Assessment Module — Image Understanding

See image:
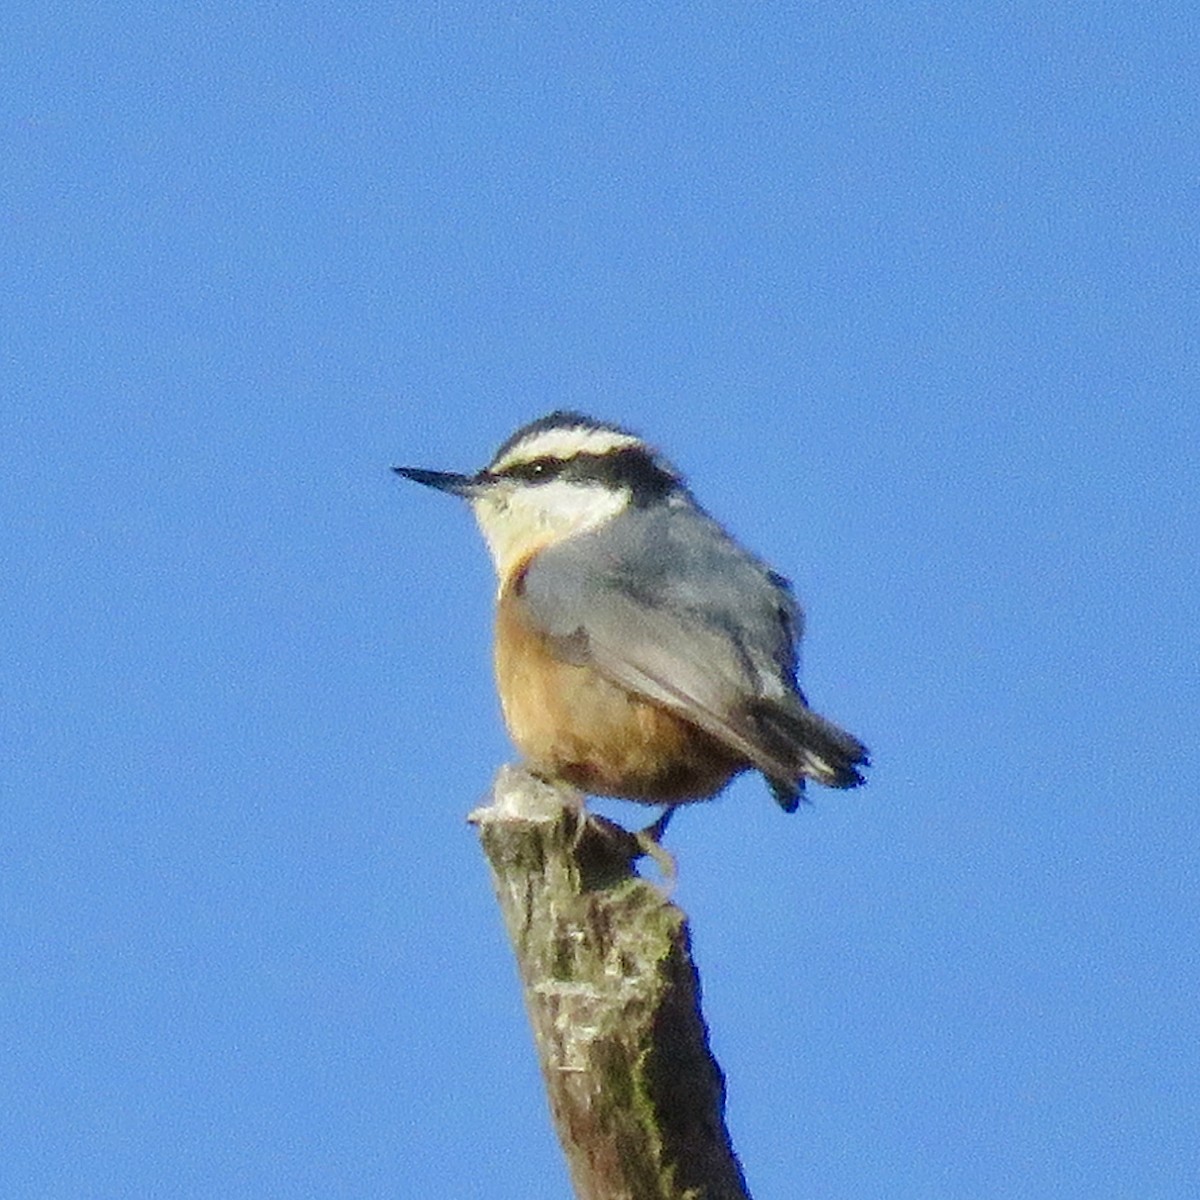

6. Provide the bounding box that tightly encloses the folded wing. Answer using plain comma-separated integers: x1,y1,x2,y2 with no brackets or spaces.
514,507,868,810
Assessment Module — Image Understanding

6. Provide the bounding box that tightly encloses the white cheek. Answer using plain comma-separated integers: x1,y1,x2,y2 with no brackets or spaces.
469,490,548,581
469,482,630,581
469,495,516,571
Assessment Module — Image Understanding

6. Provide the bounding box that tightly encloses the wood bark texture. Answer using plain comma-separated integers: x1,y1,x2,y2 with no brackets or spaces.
470,765,752,1200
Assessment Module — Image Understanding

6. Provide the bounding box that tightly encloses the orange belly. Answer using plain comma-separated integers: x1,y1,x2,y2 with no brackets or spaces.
494,585,744,804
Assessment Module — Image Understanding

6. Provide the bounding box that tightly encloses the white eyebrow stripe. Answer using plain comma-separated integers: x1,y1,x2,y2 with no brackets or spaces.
491,426,641,471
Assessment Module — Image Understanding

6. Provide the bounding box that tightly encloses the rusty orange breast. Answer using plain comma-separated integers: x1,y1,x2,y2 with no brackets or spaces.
493,573,743,804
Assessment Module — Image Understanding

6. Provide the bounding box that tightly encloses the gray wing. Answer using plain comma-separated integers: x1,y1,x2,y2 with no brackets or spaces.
514,502,866,801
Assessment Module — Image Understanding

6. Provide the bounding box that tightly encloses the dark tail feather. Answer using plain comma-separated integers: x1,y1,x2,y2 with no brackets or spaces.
769,776,806,813
751,701,870,812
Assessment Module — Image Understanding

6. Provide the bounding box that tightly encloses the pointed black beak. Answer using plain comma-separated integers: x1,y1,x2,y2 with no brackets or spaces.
392,466,481,497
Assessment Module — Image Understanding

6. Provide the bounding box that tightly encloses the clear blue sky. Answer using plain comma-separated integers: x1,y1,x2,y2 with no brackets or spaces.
4,5,1197,1197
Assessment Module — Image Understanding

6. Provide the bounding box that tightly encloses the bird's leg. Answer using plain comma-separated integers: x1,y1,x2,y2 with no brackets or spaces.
641,805,676,844
634,805,678,889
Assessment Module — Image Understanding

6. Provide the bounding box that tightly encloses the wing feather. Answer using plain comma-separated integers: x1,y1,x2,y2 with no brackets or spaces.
512,508,867,796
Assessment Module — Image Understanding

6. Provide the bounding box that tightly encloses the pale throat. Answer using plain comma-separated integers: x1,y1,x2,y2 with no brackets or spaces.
470,481,629,586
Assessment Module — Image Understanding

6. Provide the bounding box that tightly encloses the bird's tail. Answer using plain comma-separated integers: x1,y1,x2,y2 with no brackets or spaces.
751,701,870,812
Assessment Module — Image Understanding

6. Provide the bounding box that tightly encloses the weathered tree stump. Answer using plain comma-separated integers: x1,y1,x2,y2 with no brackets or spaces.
470,765,752,1200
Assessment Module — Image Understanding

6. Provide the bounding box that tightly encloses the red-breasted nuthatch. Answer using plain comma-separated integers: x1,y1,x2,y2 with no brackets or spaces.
395,411,868,817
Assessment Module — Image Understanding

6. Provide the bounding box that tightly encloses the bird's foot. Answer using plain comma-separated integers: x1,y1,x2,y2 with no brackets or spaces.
634,807,678,891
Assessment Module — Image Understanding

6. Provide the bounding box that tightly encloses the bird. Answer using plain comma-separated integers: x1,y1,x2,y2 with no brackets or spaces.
394,410,868,834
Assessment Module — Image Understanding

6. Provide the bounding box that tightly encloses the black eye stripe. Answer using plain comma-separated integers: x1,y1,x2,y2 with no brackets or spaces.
493,448,677,502
570,448,676,503
496,456,566,483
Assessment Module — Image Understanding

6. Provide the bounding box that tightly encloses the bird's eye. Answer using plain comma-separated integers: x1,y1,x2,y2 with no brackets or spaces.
507,457,561,482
